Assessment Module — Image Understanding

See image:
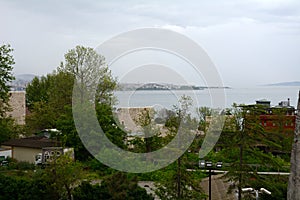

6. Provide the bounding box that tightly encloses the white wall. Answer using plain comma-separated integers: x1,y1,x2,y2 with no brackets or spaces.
0,149,12,159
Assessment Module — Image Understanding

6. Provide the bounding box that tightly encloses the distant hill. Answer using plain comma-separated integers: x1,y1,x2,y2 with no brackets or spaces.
10,74,37,91
264,81,300,87
15,74,37,82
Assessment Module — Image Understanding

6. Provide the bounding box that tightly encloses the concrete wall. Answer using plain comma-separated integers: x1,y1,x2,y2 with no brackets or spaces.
7,91,26,125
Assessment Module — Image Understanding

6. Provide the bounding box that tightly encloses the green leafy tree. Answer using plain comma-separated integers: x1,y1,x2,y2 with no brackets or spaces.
129,108,170,155
73,181,104,200
0,44,18,143
26,75,51,110
0,44,15,116
26,46,123,161
42,154,83,200
25,71,91,160
197,106,213,132
73,172,154,200
25,71,74,133
95,103,127,149
59,45,117,104
0,172,51,200
0,117,18,143
100,172,154,200
56,104,92,160
156,95,204,200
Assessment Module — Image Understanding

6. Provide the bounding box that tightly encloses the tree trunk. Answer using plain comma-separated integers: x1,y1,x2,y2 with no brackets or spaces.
65,184,72,200
238,144,243,200
177,157,181,199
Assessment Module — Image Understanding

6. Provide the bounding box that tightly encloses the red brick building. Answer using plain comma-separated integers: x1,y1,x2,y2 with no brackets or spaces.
256,99,296,132
254,99,296,153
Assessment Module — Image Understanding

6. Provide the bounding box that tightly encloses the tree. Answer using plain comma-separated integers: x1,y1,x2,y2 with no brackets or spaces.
59,45,117,104
156,95,204,200
0,117,18,143
0,44,15,116
25,71,74,133
26,46,122,161
26,75,51,111
218,104,283,200
101,172,154,200
0,171,52,200
95,103,127,149
130,108,167,154
56,45,121,159
73,172,154,200
73,181,104,200
197,106,213,133
43,154,83,200
0,44,18,143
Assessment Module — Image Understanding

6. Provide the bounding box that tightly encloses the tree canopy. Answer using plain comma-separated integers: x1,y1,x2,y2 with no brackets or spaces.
0,44,15,116
59,45,117,104
0,44,18,143
25,45,122,161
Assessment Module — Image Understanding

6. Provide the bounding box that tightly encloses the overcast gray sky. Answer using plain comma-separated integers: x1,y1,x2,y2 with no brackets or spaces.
1,0,300,87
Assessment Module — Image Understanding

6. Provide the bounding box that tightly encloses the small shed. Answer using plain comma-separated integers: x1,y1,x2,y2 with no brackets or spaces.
1,136,61,163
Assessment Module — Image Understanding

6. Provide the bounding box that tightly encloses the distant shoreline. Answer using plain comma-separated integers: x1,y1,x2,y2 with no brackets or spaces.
118,83,231,91
118,87,231,91
262,81,300,87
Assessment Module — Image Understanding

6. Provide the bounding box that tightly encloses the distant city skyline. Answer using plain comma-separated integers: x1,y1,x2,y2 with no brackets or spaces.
1,0,300,87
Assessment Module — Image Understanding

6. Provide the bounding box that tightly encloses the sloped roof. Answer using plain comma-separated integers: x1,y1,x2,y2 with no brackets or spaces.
2,136,61,149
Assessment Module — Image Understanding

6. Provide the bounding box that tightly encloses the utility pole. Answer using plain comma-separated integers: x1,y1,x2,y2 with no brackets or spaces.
208,169,212,200
287,91,300,200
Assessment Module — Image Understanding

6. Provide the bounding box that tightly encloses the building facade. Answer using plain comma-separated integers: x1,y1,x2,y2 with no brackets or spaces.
256,99,296,132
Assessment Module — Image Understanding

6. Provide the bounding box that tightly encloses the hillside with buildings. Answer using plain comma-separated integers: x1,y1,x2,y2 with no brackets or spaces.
9,74,36,91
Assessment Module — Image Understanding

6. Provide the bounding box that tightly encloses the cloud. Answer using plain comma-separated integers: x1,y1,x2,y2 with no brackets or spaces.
1,0,300,87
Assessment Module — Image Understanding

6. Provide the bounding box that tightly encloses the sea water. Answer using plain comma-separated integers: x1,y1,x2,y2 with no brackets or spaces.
114,86,300,110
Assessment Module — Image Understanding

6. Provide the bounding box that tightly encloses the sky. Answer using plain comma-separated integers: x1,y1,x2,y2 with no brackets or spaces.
1,0,300,87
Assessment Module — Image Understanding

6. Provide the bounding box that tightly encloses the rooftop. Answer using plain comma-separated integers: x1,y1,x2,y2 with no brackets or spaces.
2,136,61,149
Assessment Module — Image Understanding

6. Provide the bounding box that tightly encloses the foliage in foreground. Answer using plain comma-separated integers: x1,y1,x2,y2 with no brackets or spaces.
74,172,154,200
0,162,153,200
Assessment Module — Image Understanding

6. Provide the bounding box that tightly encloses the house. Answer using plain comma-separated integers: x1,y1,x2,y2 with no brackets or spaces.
1,136,61,163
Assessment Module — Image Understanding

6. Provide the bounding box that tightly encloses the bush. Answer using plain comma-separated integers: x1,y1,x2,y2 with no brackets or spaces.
6,159,35,171
0,173,49,200
73,172,154,200
16,161,35,170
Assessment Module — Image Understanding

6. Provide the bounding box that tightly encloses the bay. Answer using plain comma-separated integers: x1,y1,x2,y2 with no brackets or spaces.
114,86,300,110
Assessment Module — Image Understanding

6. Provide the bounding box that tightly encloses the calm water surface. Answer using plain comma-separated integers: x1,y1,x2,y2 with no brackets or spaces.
115,86,300,110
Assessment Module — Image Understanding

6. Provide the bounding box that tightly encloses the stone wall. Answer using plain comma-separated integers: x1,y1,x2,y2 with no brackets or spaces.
115,107,154,133
6,91,26,125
